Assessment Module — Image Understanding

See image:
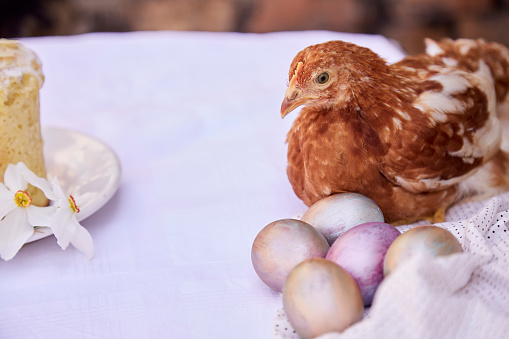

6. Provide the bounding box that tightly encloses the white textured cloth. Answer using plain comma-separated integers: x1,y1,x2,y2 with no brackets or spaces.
273,193,509,339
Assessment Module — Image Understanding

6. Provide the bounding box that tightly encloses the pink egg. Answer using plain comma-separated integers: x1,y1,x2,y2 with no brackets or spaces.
302,193,384,245
251,219,329,292
326,222,400,305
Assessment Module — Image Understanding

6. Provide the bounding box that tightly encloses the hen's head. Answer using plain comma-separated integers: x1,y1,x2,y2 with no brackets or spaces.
281,40,388,118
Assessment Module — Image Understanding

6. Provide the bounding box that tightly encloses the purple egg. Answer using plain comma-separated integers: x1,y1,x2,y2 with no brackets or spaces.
326,222,400,305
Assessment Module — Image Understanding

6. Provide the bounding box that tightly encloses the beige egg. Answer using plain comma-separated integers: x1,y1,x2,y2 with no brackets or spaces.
384,225,463,276
251,219,329,292
302,193,384,245
283,258,364,338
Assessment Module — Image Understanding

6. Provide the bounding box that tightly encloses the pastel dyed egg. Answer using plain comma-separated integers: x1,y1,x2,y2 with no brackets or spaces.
301,193,384,245
251,219,329,292
384,225,463,276
325,222,400,306
283,258,364,338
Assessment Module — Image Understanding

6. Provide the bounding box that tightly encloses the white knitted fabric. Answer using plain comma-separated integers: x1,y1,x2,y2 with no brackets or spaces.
273,193,509,339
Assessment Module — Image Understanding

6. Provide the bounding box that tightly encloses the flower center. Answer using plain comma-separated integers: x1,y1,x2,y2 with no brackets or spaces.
15,190,32,207
69,195,80,213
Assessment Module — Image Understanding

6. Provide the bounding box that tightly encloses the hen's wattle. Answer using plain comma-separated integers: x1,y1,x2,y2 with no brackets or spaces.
282,38,509,223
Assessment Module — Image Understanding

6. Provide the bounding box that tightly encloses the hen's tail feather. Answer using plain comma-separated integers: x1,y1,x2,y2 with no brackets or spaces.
432,38,509,200
456,150,509,204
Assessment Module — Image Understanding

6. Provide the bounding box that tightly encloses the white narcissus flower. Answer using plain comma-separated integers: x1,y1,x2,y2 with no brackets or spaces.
0,162,56,261
50,178,94,260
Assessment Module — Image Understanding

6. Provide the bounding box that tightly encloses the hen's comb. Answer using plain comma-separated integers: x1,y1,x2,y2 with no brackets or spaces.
289,61,304,88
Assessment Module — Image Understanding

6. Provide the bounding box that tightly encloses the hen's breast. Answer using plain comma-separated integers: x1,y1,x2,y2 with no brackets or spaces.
286,106,388,206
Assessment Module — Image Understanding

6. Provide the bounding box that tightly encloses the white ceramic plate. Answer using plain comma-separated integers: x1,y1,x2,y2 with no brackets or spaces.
26,127,121,243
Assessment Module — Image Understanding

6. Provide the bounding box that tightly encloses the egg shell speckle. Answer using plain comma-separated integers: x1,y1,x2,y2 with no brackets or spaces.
383,225,463,276
302,193,384,245
251,219,330,292
283,258,364,338
326,222,401,306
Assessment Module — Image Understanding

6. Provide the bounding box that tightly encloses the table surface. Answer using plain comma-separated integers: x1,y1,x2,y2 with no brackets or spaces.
0,30,405,338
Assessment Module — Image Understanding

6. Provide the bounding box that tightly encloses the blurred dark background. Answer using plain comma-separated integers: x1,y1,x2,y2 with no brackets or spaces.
1,0,508,54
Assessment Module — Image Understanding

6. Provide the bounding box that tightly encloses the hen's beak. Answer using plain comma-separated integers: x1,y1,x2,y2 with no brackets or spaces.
281,88,317,119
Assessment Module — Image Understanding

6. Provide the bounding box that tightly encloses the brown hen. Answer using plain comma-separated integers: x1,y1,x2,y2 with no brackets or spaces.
281,38,509,224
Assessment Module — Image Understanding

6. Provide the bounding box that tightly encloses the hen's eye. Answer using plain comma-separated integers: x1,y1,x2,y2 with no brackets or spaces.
316,72,330,84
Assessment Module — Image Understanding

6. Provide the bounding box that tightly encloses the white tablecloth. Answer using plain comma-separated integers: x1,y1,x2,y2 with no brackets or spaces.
0,31,405,338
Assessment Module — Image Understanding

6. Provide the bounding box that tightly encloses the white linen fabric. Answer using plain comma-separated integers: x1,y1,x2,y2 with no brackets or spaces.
0,30,409,338
273,193,509,339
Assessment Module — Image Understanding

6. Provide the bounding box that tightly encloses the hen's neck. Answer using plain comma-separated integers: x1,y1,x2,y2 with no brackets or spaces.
345,67,410,125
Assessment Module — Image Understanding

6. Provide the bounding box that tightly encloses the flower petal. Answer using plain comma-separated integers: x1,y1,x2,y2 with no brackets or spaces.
0,208,34,261
0,185,17,219
3,163,28,192
51,207,76,250
27,205,57,227
70,221,94,260
21,169,57,201
50,177,67,207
